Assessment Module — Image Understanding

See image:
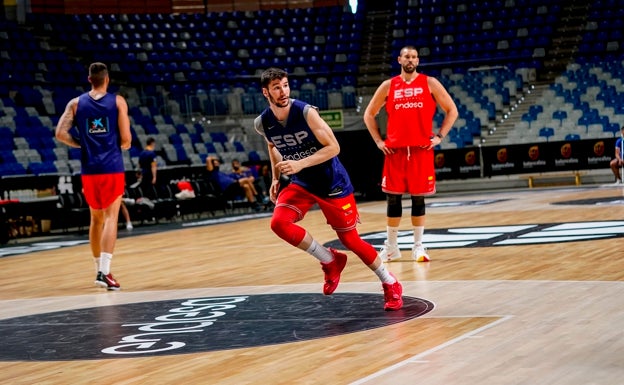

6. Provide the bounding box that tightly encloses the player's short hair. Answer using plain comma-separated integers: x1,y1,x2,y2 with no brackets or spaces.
260,67,288,88
88,62,108,87
400,45,418,55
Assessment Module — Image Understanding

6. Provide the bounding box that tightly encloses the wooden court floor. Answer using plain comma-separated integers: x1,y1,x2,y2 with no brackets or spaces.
1,184,624,385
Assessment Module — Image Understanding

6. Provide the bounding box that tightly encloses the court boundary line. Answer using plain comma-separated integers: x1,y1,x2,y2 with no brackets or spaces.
349,315,514,385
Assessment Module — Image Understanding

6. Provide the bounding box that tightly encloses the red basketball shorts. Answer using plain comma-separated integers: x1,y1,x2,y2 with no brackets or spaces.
381,146,436,196
276,183,360,232
81,173,125,210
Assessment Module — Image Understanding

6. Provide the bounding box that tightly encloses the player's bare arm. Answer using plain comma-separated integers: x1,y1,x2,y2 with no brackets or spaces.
55,97,80,148
427,76,459,149
364,79,393,154
276,107,339,176
267,141,284,201
150,160,157,184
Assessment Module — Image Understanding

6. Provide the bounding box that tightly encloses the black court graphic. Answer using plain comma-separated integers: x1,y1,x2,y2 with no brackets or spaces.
0,293,433,361
552,196,624,206
425,199,509,208
325,221,624,250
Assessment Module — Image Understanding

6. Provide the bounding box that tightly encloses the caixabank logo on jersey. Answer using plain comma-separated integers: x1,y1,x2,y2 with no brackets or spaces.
0,293,433,361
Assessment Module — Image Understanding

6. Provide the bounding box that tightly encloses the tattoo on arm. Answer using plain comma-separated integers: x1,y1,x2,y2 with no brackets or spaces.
55,99,80,148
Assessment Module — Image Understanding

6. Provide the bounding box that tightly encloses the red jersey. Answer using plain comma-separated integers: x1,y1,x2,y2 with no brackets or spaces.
385,74,437,148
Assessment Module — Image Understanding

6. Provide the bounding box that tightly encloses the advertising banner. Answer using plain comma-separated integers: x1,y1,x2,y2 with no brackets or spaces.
581,137,615,169
434,147,481,180
480,137,616,177
548,139,586,170
482,144,522,176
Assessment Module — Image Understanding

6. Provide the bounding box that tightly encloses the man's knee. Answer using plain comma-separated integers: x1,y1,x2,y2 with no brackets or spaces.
386,194,402,217
411,196,426,217
270,217,305,246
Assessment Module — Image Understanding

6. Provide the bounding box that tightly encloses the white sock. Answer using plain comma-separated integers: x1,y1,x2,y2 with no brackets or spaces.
413,226,425,246
94,257,100,274
306,240,333,264
387,226,399,246
374,264,396,284
99,252,113,275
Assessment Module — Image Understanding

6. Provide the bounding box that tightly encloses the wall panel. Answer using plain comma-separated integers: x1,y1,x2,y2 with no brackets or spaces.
29,0,347,14
171,0,205,14
30,0,65,13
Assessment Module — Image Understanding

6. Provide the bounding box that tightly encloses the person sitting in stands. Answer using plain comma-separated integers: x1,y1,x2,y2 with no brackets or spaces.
206,155,261,211
230,158,270,205
230,158,257,189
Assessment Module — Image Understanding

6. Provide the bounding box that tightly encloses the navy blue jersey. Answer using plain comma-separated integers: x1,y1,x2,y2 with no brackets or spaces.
75,93,124,174
255,99,353,198
138,149,157,182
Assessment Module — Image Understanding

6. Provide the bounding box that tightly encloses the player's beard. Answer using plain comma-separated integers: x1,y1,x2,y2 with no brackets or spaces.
402,64,416,73
270,95,290,108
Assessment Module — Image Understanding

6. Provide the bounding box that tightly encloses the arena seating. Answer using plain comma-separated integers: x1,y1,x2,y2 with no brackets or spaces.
1,0,623,224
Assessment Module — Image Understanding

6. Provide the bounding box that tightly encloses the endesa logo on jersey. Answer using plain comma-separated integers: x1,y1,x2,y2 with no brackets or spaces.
394,101,425,110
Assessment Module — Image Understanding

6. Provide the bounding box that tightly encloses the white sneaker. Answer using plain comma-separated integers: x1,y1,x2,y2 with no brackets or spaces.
126,223,133,230
412,244,430,262
379,242,400,262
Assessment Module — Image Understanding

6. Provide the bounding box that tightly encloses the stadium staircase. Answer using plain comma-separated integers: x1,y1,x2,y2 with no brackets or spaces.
485,83,550,146
540,0,592,81
355,9,393,95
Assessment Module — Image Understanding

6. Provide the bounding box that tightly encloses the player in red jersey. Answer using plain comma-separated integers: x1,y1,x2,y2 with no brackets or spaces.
364,46,458,262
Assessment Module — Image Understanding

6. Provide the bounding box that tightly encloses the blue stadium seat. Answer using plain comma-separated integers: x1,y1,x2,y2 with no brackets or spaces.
564,134,581,141
27,161,57,175
0,162,27,176
205,143,217,153
233,141,246,152
0,150,17,164
539,127,555,140
38,149,56,162
210,132,228,143
248,151,261,163
552,110,567,124
174,144,189,163
169,134,183,145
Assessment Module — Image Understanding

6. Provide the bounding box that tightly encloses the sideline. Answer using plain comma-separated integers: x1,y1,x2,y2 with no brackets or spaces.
0,211,273,258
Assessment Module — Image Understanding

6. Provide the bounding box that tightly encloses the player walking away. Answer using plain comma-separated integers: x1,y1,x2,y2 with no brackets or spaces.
55,62,132,290
254,67,403,311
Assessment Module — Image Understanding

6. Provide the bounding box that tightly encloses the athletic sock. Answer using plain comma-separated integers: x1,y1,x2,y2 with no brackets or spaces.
374,264,396,284
94,257,100,274
306,240,334,264
99,252,113,275
413,225,425,246
387,226,399,246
